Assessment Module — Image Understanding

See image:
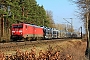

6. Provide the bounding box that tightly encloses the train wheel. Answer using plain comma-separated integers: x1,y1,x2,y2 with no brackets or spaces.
21,38,25,41
11,38,17,42
26,37,31,41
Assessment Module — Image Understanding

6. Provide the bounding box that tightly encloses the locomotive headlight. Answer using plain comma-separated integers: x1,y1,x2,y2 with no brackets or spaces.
12,31,15,35
19,30,22,35
12,31,15,33
19,30,22,32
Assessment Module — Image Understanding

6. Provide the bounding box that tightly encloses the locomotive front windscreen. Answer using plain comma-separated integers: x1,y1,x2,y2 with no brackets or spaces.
13,24,23,28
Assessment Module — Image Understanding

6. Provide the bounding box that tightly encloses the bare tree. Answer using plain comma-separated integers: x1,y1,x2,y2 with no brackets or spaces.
70,0,90,33
69,0,90,58
46,10,55,28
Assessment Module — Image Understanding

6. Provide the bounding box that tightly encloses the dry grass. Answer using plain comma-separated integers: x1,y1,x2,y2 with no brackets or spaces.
2,39,87,60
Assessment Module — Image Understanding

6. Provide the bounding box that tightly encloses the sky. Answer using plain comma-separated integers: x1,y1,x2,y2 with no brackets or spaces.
36,0,84,33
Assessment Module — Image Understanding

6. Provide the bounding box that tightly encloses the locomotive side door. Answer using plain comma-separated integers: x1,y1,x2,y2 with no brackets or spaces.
23,25,28,38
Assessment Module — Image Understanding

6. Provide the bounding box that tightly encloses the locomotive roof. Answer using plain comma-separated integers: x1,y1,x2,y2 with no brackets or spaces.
24,23,42,28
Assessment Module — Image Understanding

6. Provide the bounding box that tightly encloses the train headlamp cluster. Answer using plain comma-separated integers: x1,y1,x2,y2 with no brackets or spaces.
19,30,22,32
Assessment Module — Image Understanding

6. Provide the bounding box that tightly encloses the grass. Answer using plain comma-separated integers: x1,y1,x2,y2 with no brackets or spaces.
2,39,87,60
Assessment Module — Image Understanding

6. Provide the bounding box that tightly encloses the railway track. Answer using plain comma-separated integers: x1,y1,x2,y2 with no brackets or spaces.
0,38,81,53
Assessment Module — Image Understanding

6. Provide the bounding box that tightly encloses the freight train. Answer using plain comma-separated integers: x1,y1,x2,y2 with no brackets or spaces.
10,23,78,41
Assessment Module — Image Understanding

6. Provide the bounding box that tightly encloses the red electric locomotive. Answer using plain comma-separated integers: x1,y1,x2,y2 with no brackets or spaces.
11,23,44,41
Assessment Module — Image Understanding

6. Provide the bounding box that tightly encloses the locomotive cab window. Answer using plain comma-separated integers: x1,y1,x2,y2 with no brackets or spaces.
13,25,18,28
13,24,23,28
18,24,23,28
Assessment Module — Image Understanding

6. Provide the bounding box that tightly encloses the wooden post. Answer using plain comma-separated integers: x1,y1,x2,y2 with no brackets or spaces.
0,16,1,41
81,27,82,39
1,15,3,37
2,14,4,37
